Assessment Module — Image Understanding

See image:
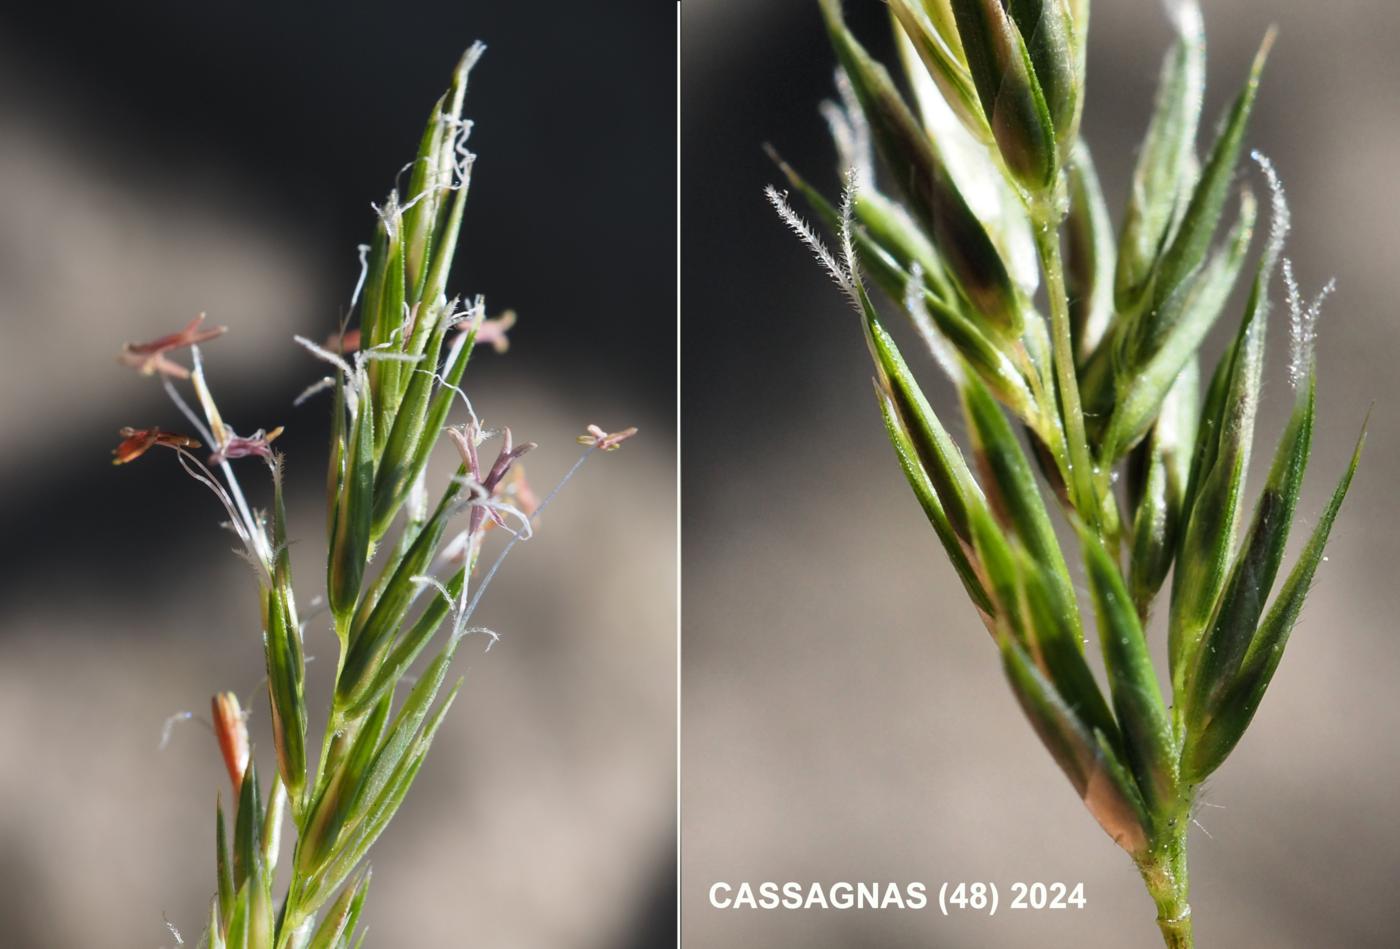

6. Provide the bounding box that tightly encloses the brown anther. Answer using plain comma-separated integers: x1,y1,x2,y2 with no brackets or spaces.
446,424,536,539
471,310,516,353
210,426,285,465
446,423,482,480
324,328,361,354
112,427,201,465
119,313,228,378
577,424,639,452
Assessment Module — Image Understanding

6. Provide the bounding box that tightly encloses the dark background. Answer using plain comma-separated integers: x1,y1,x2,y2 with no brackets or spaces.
684,1,1399,947
0,2,675,947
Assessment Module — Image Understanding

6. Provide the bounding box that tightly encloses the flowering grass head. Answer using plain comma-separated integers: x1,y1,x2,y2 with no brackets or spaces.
770,2,1363,945
112,45,635,948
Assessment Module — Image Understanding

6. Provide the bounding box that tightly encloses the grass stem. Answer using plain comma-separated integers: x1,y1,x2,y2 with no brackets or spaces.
1031,207,1100,528
1139,817,1194,949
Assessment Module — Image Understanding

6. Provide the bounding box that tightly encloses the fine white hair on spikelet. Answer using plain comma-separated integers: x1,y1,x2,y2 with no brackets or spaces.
1282,258,1304,339
293,375,336,407
459,626,501,651
293,334,354,379
357,348,423,365
411,574,457,609
393,43,483,216
819,101,856,174
349,242,371,313
1281,257,1336,389
836,168,864,308
445,294,485,331
765,184,858,311
157,711,196,751
413,366,479,430
1255,150,1335,389
459,40,487,89
1251,150,1291,267
447,118,477,185
371,190,407,242
820,69,873,192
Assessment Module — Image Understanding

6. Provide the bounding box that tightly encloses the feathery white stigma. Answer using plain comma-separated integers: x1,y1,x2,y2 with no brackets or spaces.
1281,257,1335,390
1251,150,1291,268
836,168,863,307
1161,0,1204,42
820,69,873,191
765,184,859,313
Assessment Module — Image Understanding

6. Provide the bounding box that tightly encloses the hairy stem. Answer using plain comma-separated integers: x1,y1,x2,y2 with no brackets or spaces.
1138,814,1194,949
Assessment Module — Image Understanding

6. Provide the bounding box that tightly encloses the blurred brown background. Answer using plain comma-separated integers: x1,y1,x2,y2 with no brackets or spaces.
683,1,1399,947
0,2,675,947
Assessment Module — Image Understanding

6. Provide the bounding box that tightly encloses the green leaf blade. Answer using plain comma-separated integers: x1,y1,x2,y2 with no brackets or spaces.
232,761,263,893
1000,633,1150,855
1115,0,1206,311
1182,421,1364,782
1185,377,1314,730
1169,255,1271,688
263,583,308,806
1127,361,1198,615
1015,549,1119,746
339,476,463,706
298,693,395,879
216,796,234,930
1144,31,1272,336
864,310,985,546
1101,191,1255,462
328,383,376,623
968,503,1026,642
961,375,1078,633
307,869,373,949
874,380,992,617
1081,529,1176,815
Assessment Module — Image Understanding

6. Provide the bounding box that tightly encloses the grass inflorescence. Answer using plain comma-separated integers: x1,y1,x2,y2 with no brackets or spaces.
113,46,634,948
769,2,1363,945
